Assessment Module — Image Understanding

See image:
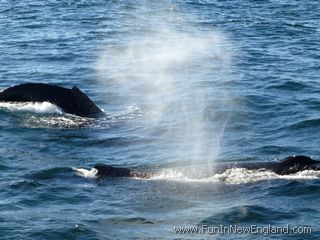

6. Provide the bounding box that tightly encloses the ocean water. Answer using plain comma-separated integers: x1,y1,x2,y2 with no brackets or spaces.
0,0,320,239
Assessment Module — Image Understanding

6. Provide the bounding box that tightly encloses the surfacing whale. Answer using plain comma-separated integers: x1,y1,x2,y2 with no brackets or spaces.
0,83,104,117
91,156,320,179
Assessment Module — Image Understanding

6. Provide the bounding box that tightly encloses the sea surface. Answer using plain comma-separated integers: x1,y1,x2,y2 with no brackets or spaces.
0,0,320,239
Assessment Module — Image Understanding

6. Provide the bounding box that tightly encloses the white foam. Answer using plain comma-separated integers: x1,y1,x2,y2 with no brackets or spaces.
149,168,320,185
149,169,187,180
73,167,98,178
0,101,62,114
23,115,93,128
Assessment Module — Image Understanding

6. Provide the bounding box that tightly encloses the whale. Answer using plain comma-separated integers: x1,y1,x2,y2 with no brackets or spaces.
90,155,320,179
0,83,104,117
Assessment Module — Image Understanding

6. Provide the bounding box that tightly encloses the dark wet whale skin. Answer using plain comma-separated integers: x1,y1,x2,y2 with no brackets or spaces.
93,156,320,179
220,155,320,175
0,83,104,118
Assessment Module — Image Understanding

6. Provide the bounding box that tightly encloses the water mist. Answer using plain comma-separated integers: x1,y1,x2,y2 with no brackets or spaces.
96,1,233,177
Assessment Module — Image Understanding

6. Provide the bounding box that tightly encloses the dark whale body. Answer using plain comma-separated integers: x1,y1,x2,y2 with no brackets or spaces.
92,156,320,179
215,155,320,175
0,83,104,117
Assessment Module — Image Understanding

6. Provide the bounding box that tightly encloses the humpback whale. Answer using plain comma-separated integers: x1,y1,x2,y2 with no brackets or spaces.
0,83,104,117
91,156,320,179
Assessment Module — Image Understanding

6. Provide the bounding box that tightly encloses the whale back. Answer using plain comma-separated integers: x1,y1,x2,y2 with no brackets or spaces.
279,155,318,167
90,155,320,179
0,83,104,117
273,155,319,175
93,164,131,178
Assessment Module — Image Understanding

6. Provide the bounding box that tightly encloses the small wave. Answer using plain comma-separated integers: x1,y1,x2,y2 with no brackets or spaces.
29,167,72,180
289,118,320,130
266,80,309,91
107,217,154,225
0,101,62,114
9,179,44,189
149,168,320,185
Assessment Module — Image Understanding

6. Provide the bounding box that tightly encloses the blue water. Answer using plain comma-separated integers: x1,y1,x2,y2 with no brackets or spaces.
1,0,320,239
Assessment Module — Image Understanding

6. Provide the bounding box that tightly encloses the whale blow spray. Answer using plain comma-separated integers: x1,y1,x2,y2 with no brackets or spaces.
96,1,234,174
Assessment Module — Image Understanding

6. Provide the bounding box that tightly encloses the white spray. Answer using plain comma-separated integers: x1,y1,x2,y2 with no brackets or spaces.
96,1,234,174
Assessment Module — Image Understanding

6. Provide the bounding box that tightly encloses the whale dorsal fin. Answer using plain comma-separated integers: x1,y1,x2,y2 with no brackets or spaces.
72,86,84,94
70,86,104,117
0,83,104,117
280,155,317,166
